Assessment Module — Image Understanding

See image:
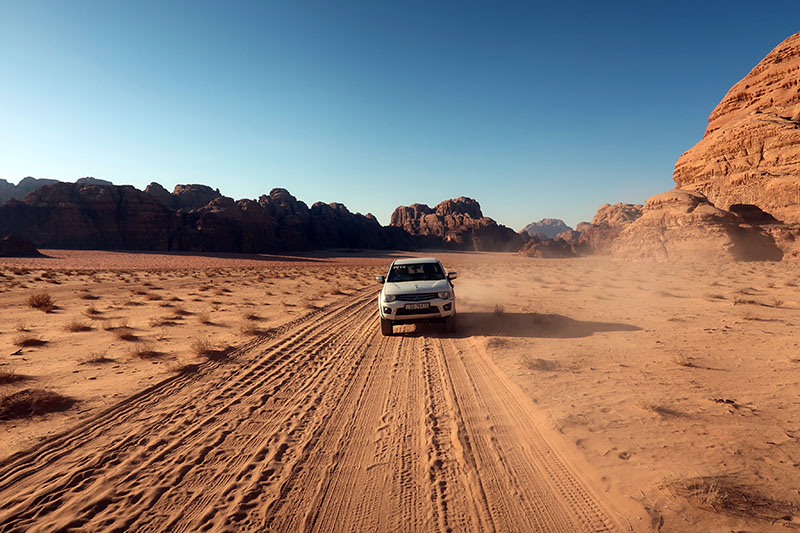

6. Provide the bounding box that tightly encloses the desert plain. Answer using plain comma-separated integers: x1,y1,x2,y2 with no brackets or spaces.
0,249,799,532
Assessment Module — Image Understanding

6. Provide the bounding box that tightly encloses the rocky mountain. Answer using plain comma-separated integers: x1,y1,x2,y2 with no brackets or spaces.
76,177,114,186
674,31,800,223
390,197,524,252
0,177,60,203
612,190,783,262
520,218,572,239
1,182,514,253
145,182,224,211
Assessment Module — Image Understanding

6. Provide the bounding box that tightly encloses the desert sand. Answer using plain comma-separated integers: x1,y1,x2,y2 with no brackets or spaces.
1,250,799,532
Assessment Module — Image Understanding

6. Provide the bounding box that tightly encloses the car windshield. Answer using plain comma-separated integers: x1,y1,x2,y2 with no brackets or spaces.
387,263,445,282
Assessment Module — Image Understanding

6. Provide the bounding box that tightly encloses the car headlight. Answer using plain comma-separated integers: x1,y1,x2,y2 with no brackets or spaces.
437,291,451,299
384,293,396,302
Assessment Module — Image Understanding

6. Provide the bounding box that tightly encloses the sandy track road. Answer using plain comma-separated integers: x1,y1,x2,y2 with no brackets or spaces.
0,287,619,532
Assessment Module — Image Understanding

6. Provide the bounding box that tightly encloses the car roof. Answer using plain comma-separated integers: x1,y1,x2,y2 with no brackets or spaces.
392,257,440,266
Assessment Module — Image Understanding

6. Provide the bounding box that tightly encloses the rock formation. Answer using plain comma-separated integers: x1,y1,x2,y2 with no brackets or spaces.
520,218,572,239
76,177,114,186
390,197,524,252
612,190,783,262
0,177,60,203
518,236,577,258
673,31,800,223
0,234,44,257
0,183,175,250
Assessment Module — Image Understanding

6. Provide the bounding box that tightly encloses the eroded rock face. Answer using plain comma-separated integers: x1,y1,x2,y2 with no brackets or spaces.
591,203,643,226
520,218,573,239
0,183,174,250
612,190,783,262
0,234,43,257
518,236,577,258
673,31,800,222
390,197,524,252
172,184,224,210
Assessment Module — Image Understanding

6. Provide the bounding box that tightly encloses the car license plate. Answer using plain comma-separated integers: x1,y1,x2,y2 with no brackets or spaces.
405,302,430,310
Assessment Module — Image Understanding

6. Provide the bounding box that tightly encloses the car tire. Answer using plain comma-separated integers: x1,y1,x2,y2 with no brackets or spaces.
444,316,456,333
380,318,394,336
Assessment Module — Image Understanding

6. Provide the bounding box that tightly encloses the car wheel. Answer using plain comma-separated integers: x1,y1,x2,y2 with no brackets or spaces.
380,318,394,336
444,316,456,333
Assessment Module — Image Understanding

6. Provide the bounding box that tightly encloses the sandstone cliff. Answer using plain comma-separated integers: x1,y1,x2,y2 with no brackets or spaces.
612,190,783,262
674,31,800,222
390,197,524,252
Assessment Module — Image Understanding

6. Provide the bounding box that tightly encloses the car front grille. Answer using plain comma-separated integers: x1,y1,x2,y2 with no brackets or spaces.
395,292,438,302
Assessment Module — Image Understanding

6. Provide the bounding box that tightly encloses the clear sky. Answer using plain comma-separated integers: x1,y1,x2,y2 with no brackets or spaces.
1,1,799,230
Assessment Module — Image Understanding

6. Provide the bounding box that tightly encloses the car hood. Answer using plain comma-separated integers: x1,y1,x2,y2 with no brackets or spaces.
383,279,450,295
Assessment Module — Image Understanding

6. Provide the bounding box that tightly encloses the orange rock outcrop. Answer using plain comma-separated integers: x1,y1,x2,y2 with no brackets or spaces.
673,31,800,222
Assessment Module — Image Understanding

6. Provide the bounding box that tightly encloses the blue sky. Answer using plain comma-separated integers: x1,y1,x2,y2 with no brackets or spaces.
1,1,799,229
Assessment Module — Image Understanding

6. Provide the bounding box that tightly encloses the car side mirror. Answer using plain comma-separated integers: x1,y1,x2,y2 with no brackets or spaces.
376,275,385,284
447,272,458,280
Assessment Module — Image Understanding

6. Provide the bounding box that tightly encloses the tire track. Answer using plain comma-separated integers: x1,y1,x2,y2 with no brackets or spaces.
0,288,621,532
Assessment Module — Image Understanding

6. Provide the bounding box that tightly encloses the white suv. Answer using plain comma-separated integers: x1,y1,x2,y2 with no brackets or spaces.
376,257,457,336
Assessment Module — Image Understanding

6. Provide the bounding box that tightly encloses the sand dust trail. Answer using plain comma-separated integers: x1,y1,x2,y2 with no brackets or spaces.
0,287,619,532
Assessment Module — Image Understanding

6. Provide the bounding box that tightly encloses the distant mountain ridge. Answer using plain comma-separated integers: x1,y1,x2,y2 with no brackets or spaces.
0,179,523,253
520,218,572,239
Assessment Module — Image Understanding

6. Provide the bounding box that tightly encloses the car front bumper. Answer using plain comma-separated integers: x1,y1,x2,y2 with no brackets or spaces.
379,297,456,323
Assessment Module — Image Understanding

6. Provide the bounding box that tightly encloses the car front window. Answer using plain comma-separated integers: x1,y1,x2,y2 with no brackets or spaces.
387,263,445,282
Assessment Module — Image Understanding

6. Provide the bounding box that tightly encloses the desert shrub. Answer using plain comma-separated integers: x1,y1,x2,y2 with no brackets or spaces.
131,344,163,359
13,335,46,347
0,389,76,420
65,319,92,332
27,292,54,312
191,338,231,361
0,371,29,385
493,304,505,316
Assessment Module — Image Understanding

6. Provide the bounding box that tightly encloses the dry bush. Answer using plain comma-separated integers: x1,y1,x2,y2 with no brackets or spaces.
239,323,266,336
112,328,138,342
191,337,214,357
80,353,114,364
242,312,261,321
131,344,163,359
733,296,757,305
703,293,725,301
79,293,100,301
0,371,29,385
13,335,46,347
146,293,163,301
149,316,178,327
83,305,103,318
196,312,213,325
664,475,799,521
65,319,92,333
103,318,129,331
27,292,54,312
191,338,232,361
13,321,29,332
171,306,191,317
0,389,76,420
493,304,505,316
523,357,558,371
